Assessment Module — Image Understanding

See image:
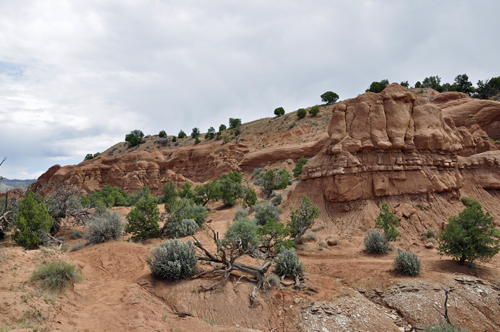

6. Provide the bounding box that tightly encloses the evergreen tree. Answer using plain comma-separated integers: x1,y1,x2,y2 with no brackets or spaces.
125,188,160,239
438,204,499,265
12,189,54,249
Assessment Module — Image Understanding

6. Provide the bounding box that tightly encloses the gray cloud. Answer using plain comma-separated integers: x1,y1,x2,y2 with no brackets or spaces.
0,0,499,179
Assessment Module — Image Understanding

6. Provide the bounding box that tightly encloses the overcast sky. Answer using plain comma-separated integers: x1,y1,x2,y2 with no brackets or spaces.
1,0,499,180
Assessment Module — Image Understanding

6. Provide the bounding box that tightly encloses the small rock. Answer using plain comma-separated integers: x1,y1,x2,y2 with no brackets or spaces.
425,242,434,249
327,238,338,246
294,298,302,304
388,314,398,320
319,241,328,247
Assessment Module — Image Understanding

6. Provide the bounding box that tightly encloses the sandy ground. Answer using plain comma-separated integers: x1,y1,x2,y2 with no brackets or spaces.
1,197,500,331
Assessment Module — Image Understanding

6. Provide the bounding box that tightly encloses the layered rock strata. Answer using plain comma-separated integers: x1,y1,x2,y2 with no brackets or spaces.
299,83,500,202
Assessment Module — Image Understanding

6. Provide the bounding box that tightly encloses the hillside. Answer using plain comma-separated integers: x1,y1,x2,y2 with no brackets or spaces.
2,84,500,331
0,178,35,193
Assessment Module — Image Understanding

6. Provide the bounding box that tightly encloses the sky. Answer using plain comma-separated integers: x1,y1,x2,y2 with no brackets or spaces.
1,0,499,180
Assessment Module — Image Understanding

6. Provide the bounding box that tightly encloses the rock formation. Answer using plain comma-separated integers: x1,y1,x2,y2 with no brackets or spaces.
433,91,500,140
32,133,328,196
31,83,500,204
298,83,500,202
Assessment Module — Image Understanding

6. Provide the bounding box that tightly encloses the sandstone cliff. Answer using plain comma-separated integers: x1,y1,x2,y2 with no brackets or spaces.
297,83,500,202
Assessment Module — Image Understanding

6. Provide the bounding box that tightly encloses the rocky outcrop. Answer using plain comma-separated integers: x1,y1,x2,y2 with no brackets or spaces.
298,83,500,202
435,91,500,140
32,132,328,195
33,144,248,195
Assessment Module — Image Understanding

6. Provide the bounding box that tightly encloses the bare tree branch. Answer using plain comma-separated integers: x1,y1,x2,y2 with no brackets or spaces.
433,286,452,326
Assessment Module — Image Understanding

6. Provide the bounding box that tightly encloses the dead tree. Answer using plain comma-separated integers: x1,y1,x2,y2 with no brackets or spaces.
33,179,95,234
0,190,21,238
191,226,272,307
191,225,318,306
434,286,452,325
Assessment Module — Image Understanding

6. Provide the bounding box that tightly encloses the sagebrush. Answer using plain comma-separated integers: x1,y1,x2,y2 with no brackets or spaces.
274,247,303,278
147,239,198,280
364,230,389,254
394,250,420,276
167,219,199,238
32,260,83,291
86,210,124,244
254,203,282,226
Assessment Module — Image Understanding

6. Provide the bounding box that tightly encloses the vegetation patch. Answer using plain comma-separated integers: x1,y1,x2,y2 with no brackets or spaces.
32,260,83,292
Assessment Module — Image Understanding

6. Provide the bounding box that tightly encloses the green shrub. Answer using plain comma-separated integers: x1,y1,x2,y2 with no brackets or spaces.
71,243,85,251
177,181,195,200
267,273,281,287
125,130,145,147
309,105,320,116
147,239,198,280
195,137,201,145
219,124,227,132
243,187,257,208
84,153,94,161
162,181,177,212
178,130,186,138
438,204,499,265
229,118,241,128
206,127,216,139
394,250,420,276
224,218,260,252
125,188,160,240
304,232,317,242
187,204,208,227
274,247,303,278
320,91,339,104
193,181,220,206
375,203,400,242
271,193,283,206
234,208,249,221
424,321,469,331
293,156,309,177
172,136,177,142
254,203,282,226
167,219,199,238
70,231,84,239
287,195,320,244
12,189,54,250
366,79,389,93
85,184,130,208
86,210,124,244
274,107,285,117
421,229,436,240
191,127,200,138
159,130,167,137
461,196,481,208
260,168,291,197
218,171,244,207
251,168,261,179
32,260,83,291
297,108,306,118
364,230,389,254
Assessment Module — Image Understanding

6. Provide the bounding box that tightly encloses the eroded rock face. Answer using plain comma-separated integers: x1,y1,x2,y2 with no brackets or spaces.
300,83,500,202
436,91,500,140
32,133,329,195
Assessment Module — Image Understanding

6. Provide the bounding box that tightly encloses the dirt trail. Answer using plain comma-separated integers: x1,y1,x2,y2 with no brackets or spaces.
50,241,257,332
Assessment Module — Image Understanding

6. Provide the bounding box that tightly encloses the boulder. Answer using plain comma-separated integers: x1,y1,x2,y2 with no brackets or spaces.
326,238,338,246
